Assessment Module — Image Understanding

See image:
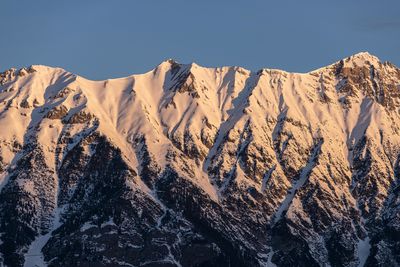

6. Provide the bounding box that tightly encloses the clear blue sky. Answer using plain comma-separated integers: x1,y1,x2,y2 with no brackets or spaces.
1,1,399,80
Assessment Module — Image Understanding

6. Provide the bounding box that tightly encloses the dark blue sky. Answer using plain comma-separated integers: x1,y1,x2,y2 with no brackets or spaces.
1,1,399,80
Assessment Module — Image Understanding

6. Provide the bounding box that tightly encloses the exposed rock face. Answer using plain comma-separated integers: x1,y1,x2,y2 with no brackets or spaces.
0,53,399,266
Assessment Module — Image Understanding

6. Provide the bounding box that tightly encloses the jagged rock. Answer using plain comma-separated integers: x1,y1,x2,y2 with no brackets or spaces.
45,105,68,120
64,110,93,124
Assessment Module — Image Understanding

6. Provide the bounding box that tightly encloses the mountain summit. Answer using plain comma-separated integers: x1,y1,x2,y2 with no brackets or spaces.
0,53,399,266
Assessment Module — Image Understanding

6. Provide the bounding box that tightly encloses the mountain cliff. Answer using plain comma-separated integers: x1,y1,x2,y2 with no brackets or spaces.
0,52,399,266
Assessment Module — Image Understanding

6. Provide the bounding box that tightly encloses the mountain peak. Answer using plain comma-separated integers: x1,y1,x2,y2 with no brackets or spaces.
351,51,377,58
158,58,180,67
343,51,381,67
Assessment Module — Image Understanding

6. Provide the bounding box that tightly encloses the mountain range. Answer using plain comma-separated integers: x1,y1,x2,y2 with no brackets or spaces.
0,52,399,266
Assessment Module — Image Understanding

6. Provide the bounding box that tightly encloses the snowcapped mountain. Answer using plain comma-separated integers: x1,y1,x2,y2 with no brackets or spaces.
0,52,399,266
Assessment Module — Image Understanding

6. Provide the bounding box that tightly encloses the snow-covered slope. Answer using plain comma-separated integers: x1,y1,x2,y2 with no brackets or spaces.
0,52,399,266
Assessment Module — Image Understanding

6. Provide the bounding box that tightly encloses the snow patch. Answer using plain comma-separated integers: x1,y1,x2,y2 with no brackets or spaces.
24,207,63,267
357,236,371,267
